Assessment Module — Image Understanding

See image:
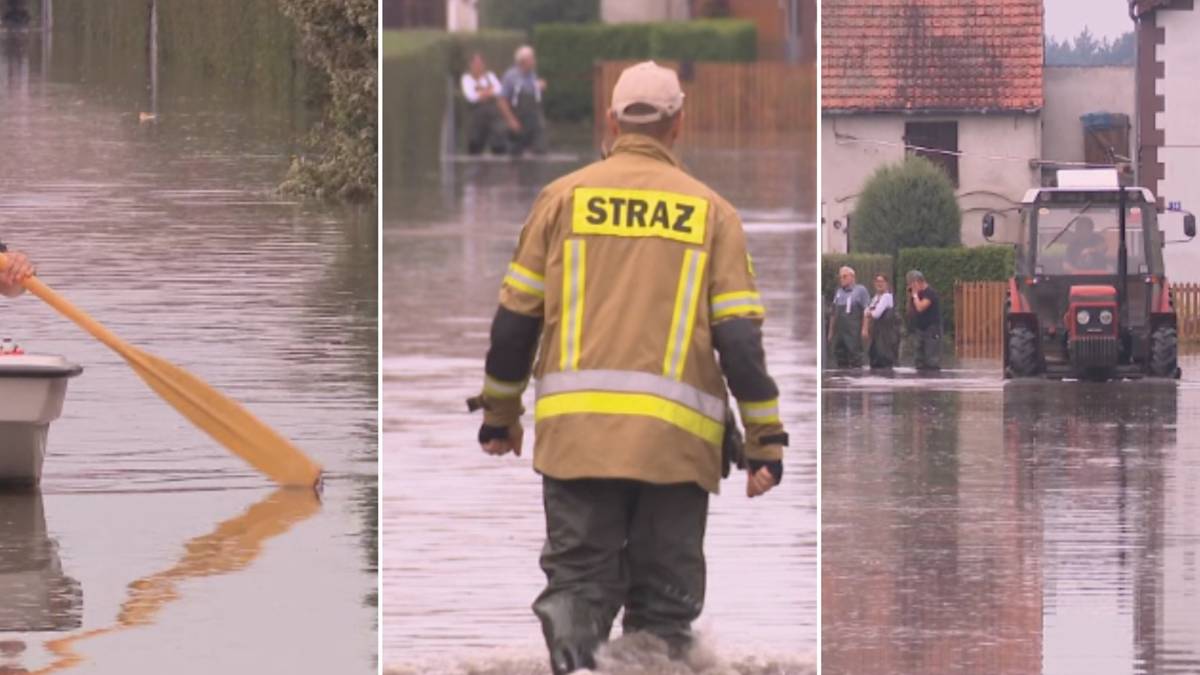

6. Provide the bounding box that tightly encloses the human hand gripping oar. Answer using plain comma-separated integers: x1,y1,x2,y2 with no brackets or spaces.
0,252,322,488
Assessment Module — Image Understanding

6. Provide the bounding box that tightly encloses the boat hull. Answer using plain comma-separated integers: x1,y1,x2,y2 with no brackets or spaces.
0,355,82,487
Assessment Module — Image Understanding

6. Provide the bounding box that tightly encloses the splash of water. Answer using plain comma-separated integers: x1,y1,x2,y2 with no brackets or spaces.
385,632,814,675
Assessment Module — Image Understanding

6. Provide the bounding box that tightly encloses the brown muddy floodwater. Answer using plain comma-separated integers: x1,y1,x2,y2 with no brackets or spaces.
823,362,1200,675
382,135,817,674
0,31,377,674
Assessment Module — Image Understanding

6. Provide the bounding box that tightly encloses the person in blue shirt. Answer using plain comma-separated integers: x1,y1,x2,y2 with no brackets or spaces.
828,266,870,368
498,45,547,157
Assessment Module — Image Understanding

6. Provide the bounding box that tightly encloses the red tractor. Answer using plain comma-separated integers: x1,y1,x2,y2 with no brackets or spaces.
983,171,1196,380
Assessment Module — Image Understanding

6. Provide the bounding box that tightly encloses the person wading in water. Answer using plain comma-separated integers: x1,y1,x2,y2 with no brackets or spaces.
828,266,869,368
472,61,787,674
863,273,900,370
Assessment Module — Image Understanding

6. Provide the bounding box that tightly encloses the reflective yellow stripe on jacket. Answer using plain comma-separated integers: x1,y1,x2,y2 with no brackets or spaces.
483,374,526,399
738,398,781,425
559,239,586,371
663,249,708,380
504,262,545,298
535,370,726,446
712,290,766,321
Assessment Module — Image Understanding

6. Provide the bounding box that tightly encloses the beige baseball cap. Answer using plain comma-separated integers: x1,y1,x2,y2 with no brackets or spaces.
611,61,685,123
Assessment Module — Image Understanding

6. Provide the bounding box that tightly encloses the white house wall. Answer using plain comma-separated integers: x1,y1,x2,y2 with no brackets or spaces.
1043,66,1135,165
1152,11,1200,658
1156,9,1200,284
446,0,478,32
601,0,690,23
821,113,1040,253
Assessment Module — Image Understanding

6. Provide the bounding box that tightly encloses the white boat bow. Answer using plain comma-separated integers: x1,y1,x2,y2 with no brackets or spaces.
0,354,83,487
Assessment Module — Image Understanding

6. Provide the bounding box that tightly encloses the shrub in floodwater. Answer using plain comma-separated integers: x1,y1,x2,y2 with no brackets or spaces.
851,155,962,256
277,0,377,203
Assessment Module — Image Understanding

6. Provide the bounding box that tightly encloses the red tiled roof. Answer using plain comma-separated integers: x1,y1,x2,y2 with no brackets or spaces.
823,0,1044,113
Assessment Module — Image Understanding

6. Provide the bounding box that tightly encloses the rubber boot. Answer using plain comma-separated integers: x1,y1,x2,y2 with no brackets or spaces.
549,643,598,675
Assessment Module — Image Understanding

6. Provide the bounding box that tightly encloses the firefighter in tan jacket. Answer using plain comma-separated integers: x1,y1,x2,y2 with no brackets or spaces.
474,61,787,674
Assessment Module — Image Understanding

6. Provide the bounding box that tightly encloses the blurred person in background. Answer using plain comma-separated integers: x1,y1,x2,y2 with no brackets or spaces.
460,52,507,156
905,270,942,371
863,273,899,370
828,266,869,368
498,45,547,157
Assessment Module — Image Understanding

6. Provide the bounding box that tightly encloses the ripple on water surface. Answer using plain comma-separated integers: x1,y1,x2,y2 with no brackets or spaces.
0,33,377,674
823,362,1200,675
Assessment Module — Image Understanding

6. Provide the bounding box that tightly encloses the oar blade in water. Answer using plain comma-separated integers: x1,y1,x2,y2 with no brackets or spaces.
125,346,323,487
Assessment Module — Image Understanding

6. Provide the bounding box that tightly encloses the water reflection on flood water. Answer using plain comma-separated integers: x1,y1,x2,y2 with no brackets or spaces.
823,361,1200,674
383,136,817,673
0,29,376,674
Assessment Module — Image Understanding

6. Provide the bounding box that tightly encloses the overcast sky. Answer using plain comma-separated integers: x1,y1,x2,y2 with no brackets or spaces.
1044,0,1135,40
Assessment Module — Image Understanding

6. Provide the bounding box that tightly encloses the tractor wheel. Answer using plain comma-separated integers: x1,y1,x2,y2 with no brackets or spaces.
1149,325,1179,378
1007,325,1040,377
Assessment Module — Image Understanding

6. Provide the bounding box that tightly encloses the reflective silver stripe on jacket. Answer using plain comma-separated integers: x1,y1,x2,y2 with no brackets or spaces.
536,369,726,422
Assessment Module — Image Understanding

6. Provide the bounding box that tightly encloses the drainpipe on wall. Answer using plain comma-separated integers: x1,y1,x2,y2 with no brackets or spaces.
1130,1,1141,187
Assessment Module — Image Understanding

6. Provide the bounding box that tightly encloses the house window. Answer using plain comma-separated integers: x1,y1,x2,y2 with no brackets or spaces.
904,121,959,187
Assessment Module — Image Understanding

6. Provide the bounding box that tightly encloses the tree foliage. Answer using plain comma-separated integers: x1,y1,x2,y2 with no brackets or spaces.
1045,28,1134,66
278,0,377,203
852,156,962,256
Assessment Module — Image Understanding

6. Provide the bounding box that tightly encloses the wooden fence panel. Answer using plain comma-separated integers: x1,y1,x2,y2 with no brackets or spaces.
1175,283,1200,343
593,60,816,147
954,280,1200,350
954,281,1006,359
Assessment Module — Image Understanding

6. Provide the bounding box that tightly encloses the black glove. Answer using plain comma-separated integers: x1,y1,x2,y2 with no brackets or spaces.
747,459,783,485
478,423,509,444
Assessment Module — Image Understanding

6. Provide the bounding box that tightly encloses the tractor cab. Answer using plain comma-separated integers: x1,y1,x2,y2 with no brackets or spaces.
983,169,1196,379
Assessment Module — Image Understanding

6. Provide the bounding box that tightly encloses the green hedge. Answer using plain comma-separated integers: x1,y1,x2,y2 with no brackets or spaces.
822,254,894,304
896,246,1014,333
382,31,452,184
479,0,599,34
533,19,757,121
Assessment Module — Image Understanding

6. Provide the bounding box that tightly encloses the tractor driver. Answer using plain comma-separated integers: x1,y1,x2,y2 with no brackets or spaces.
1064,217,1110,273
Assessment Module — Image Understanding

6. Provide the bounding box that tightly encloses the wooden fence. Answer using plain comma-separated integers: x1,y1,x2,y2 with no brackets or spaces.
1174,283,1200,342
593,60,816,147
955,280,1200,353
954,281,1006,358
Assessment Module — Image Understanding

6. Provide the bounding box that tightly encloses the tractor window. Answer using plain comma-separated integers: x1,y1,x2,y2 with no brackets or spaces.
1033,205,1146,275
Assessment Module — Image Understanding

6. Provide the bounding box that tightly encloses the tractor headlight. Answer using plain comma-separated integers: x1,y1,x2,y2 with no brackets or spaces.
1077,310,1091,325
1099,310,1114,325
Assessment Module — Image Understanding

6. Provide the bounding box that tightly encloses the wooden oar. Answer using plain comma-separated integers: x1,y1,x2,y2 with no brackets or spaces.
0,253,322,488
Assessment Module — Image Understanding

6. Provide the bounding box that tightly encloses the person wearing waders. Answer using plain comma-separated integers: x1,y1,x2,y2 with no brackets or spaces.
828,266,868,368
0,245,35,297
906,270,942,371
471,61,787,674
498,45,547,157
863,273,900,370
460,52,507,156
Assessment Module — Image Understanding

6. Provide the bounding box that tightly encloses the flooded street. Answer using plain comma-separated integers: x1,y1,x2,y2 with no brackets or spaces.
382,136,817,673
823,362,1200,674
0,30,377,674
